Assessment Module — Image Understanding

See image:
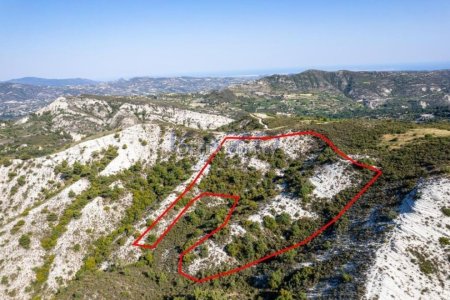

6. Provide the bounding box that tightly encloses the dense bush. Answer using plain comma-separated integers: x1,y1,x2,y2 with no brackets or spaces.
441,207,450,217
46,212,58,222
19,234,31,249
11,220,25,234
439,237,450,246
33,255,55,292
269,269,284,289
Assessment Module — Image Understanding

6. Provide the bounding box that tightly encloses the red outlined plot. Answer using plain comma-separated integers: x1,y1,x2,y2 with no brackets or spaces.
132,131,382,283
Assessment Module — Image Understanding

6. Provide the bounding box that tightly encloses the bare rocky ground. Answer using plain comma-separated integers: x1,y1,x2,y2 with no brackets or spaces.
365,177,450,300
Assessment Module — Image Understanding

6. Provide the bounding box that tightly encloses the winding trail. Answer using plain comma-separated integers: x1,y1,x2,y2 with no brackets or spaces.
250,113,268,129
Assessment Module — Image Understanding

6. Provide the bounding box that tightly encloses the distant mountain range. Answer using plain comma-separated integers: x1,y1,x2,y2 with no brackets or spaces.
1,70,449,119
0,76,255,118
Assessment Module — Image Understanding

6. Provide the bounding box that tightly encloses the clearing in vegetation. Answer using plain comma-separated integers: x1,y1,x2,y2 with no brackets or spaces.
381,128,450,149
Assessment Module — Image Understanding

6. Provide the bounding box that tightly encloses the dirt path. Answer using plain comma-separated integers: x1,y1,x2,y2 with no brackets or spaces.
250,113,268,129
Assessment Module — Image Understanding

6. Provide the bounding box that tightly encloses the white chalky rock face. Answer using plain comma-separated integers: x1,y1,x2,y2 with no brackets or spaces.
309,160,357,199
248,193,317,224
0,179,89,300
37,96,234,132
247,157,270,172
0,122,209,298
187,240,238,275
223,134,315,160
0,123,173,223
229,224,246,237
365,177,450,300
47,194,133,291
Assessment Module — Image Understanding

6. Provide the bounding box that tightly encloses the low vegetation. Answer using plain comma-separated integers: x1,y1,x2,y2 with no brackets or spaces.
55,118,450,299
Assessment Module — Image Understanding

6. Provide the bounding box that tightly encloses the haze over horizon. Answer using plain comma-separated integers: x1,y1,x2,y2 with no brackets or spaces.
1,0,450,81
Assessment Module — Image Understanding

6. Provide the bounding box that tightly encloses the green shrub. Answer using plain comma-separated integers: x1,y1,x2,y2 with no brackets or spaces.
17,176,26,186
387,209,399,220
11,220,25,233
143,251,154,265
419,260,435,275
276,212,292,226
84,257,96,271
7,171,17,180
269,269,284,289
193,287,227,300
317,147,337,164
276,289,294,300
19,234,31,249
198,245,208,258
46,213,58,222
0,158,12,167
34,255,55,287
342,272,352,282
138,138,148,146
439,237,450,246
263,216,278,231
441,207,450,217
286,266,316,289
225,242,240,257
10,185,18,195
146,234,157,244
182,253,195,264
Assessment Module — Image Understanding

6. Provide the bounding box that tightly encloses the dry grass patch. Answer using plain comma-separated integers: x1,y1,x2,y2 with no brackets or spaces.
381,128,450,149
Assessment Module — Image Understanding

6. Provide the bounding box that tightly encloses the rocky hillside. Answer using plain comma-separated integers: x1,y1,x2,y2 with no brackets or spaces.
0,96,236,298
365,177,450,299
0,119,371,299
0,82,61,118
32,95,233,139
0,95,449,299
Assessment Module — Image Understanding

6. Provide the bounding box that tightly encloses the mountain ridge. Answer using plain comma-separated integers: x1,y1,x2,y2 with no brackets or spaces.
2,69,450,119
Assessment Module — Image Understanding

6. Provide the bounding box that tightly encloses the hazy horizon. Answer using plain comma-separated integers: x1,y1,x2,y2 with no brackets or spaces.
2,61,450,82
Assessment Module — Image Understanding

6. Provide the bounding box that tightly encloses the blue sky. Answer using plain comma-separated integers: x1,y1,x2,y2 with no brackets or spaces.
0,0,449,80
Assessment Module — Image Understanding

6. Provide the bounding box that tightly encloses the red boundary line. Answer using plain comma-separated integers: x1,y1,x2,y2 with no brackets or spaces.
132,131,382,283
